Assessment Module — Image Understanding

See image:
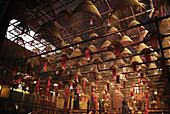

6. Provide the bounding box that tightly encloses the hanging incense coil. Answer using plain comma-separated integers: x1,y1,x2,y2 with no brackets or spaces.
162,36,170,48
88,45,97,53
101,40,111,49
120,35,133,46
137,43,150,53
107,27,122,41
69,0,103,32
110,0,145,13
47,55,57,64
128,20,140,28
104,51,116,60
70,48,82,58
121,48,132,56
159,18,170,35
73,37,83,44
131,56,143,64
139,30,149,41
89,33,98,39
36,21,62,47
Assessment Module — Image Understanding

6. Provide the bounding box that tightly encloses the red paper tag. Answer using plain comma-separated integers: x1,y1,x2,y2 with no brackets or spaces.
112,69,116,77
62,56,67,67
85,50,90,60
116,75,120,83
114,44,120,55
83,81,86,88
132,64,137,72
144,53,151,63
44,62,48,71
150,34,158,47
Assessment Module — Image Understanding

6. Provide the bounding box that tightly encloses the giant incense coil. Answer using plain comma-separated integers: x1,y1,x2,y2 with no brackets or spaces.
104,51,116,60
148,63,158,74
101,40,111,49
162,36,170,48
159,18,170,35
137,43,150,53
36,21,62,46
120,35,133,46
130,56,143,65
110,0,144,13
73,37,83,44
69,0,102,32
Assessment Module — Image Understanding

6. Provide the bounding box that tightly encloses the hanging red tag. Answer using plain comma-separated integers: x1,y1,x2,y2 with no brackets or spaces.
76,75,79,82
83,81,86,88
94,96,96,101
14,69,17,76
47,79,50,87
90,18,93,25
112,69,116,77
144,52,151,63
103,93,105,99
44,62,48,71
123,81,125,88
150,34,158,47
70,82,73,89
107,83,110,91
132,64,137,72
114,44,120,55
17,76,21,84
131,91,134,96
85,50,90,61
77,87,79,94
116,75,120,83
107,95,109,102
133,85,135,92
62,56,67,67
84,96,86,101
36,81,40,94
140,73,144,79
146,92,148,98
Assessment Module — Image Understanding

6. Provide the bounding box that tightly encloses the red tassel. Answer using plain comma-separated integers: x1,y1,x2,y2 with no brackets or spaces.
84,96,86,101
123,81,125,88
144,53,151,63
90,18,93,25
62,56,67,67
85,50,90,61
150,34,158,47
36,81,40,95
70,82,73,89
83,81,86,88
116,75,120,83
107,83,110,91
44,62,47,71
114,44,120,55
132,64,137,72
112,69,116,77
